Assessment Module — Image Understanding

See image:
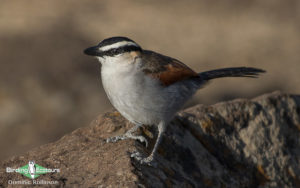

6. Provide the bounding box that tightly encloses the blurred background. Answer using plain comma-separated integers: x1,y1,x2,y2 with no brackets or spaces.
0,0,299,161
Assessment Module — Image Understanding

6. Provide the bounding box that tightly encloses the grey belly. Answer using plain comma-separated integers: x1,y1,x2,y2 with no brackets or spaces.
108,81,198,125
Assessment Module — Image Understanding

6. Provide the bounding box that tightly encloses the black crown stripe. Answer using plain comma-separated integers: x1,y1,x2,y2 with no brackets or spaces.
102,45,142,57
98,37,136,48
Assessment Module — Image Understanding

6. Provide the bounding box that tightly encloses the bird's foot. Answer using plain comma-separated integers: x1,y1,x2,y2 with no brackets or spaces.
106,135,126,143
130,151,157,167
106,134,148,147
130,135,148,148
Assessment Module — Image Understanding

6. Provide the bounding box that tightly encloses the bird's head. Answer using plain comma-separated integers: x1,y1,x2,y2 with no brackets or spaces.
84,36,142,64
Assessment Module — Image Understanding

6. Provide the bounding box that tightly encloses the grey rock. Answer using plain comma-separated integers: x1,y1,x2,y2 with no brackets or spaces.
0,91,299,188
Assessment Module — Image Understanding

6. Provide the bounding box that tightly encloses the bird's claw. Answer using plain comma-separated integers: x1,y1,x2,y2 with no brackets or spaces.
136,136,148,148
106,135,125,143
130,151,157,167
106,135,148,147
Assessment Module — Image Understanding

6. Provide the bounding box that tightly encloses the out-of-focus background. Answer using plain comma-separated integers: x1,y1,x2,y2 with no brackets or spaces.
0,0,299,161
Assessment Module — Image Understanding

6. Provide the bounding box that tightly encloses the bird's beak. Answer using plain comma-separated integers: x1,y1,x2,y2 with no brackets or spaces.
84,46,102,56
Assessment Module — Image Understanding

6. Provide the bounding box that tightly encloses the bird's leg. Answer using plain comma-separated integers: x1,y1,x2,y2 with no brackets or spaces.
106,123,148,147
131,121,166,165
124,123,149,147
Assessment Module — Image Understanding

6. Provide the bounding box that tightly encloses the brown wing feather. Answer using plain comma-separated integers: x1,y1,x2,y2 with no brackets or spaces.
141,51,199,86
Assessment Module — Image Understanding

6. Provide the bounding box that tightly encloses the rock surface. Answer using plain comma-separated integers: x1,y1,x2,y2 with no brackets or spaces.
0,91,299,188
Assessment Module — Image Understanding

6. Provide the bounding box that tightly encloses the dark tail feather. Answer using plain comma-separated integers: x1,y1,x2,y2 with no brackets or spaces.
199,67,266,81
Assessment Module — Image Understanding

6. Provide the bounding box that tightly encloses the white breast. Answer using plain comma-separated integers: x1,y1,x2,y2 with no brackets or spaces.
100,56,164,125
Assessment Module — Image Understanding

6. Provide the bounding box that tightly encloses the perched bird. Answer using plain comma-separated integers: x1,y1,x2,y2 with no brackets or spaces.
84,36,265,165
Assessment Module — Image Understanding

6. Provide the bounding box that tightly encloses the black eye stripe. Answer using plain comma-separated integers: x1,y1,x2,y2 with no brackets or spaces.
102,45,142,57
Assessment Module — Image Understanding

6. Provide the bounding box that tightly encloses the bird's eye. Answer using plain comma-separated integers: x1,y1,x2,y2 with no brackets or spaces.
112,48,118,53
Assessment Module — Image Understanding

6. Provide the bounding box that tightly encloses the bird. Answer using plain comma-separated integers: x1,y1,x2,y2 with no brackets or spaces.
84,36,265,165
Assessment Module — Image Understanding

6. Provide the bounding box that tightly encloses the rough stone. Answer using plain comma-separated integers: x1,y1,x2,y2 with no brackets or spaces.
0,91,299,187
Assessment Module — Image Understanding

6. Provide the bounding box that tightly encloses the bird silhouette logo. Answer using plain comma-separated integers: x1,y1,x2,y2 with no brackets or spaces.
28,160,36,179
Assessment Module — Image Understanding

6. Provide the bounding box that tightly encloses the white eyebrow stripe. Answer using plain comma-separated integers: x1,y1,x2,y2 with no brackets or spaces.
99,41,138,51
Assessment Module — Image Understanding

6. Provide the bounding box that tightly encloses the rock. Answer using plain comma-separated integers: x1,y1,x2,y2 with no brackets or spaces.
0,91,299,187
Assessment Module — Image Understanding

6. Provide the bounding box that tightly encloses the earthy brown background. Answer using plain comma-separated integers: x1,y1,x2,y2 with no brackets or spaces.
0,0,299,161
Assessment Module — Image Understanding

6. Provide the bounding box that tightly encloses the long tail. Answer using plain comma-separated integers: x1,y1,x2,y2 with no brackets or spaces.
199,67,266,81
